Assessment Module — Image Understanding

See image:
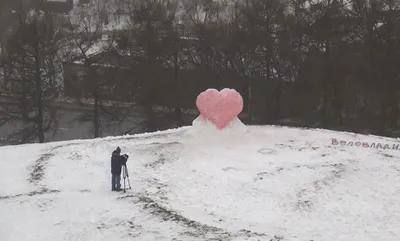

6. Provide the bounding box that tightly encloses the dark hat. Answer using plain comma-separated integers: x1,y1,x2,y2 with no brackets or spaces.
116,147,121,153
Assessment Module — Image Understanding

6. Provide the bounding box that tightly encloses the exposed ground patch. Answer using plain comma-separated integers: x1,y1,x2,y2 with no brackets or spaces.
252,162,348,213
145,154,168,168
138,142,182,168
294,163,347,212
0,188,59,200
382,153,395,158
29,153,55,184
68,151,85,160
254,162,346,181
311,163,346,191
222,167,237,172
119,193,270,240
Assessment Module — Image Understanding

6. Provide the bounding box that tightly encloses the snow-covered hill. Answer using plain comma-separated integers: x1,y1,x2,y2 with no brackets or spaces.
1,118,400,241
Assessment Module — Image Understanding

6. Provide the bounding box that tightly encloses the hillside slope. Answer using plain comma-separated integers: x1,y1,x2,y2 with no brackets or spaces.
1,119,400,241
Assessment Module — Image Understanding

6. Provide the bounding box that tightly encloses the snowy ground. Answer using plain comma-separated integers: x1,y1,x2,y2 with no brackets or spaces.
1,118,400,241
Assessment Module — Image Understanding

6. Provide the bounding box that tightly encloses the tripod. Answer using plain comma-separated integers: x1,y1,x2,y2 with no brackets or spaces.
122,164,131,193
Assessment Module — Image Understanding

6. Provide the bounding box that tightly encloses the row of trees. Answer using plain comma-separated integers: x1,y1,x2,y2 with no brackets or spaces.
0,0,118,143
1,0,400,144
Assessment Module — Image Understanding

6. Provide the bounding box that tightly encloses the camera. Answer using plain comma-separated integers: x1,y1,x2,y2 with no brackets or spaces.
122,154,129,159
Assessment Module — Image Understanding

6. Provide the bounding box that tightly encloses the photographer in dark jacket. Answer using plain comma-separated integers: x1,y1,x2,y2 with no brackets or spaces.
111,147,128,191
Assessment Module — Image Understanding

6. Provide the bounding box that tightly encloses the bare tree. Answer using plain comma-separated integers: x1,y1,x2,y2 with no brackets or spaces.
0,0,20,92
65,0,138,138
115,0,182,131
0,9,66,144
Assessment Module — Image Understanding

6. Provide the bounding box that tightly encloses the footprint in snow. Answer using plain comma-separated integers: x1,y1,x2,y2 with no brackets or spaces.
257,148,277,155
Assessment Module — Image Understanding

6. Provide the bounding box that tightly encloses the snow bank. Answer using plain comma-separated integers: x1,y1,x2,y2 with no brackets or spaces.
185,116,247,138
3,122,400,241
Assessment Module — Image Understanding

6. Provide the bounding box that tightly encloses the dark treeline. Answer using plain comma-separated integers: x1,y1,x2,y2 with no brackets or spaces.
1,0,400,144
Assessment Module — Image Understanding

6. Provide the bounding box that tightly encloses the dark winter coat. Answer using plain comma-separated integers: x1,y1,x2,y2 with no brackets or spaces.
111,151,127,175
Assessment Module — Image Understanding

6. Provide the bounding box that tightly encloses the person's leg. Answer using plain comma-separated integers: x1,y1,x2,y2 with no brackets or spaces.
116,175,121,190
111,175,116,191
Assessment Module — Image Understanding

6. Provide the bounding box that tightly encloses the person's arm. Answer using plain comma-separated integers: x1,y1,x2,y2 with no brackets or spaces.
120,155,128,165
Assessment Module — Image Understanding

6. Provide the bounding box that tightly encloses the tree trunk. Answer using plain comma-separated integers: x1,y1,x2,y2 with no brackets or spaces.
0,35,8,89
275,73,282,120
322,40,333,127
173,51,182,125
246,78,253,124
93,88,100,138
85,59,100,138
34,30,44,143
90,67,100,138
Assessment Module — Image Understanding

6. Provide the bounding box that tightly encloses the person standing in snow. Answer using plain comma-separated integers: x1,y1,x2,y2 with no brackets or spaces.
111,147,128,191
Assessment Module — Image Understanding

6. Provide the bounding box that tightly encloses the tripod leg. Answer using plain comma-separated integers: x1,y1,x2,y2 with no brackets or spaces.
123,166,126,193
127,176,131,189
125,166,131,189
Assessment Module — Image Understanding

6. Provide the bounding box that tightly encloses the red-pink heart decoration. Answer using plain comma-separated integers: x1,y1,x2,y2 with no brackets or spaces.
196,88,244,129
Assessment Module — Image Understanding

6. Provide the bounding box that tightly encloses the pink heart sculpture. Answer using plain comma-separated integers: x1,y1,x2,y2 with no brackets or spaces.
196,88,244,129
